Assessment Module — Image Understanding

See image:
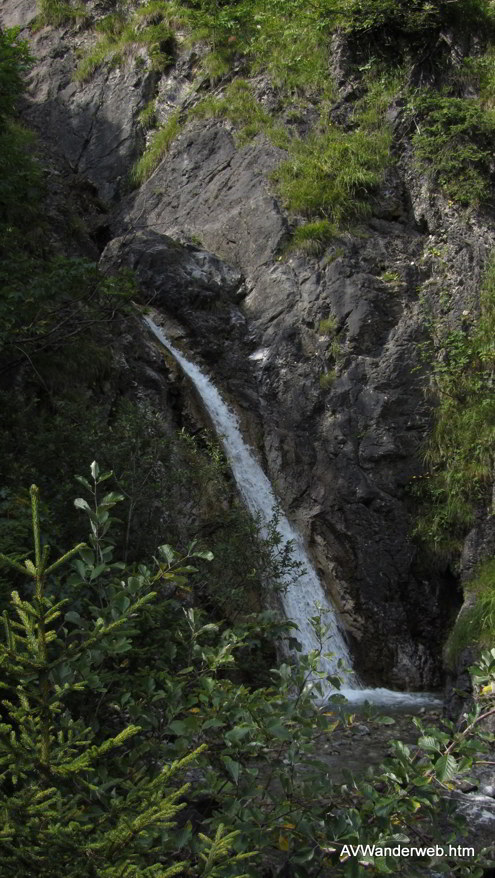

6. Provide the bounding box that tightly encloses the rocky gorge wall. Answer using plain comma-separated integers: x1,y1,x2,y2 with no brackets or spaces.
4,0,495,692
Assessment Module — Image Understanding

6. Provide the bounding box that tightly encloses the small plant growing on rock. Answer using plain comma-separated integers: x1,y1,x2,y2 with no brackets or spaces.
75,1,176,82
292,220,336,254
130,109,183,184
380,269,401,284
318,315,338,335
445,558,495,666
320,368,337,389
35,0,89,29
414,253,495,557
138,97,158,130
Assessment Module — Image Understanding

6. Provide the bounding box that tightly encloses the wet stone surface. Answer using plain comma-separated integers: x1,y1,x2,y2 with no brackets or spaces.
318,705,443,781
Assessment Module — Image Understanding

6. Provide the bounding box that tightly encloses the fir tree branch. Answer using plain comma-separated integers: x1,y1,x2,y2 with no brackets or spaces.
0,553,32,576
45,544,87,575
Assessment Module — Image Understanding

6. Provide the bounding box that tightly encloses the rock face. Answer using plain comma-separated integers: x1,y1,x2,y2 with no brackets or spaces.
4,0,495,691
10,10,152,203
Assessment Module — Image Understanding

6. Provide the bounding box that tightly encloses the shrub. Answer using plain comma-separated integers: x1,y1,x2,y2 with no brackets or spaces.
414,256,495,556
0,27,32,123
445,559,495,665
0,120,42,246
412,93,495,205
0,472,256,877
463,47,495,109
334,0,495,60
0,29,41,247
0,469,495,876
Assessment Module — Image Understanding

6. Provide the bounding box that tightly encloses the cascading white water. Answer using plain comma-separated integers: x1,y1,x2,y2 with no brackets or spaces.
145,316,441,708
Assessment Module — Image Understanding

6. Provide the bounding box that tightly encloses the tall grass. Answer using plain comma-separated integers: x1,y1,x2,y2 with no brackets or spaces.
273,114,392,229
190,80,288,147
75,1,175,81
36,0,88,28
130,110,182,185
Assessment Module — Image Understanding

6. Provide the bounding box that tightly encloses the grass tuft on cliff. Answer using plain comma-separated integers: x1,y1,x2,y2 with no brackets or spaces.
36,0,89,28
74,1,175,81
130,110,182,185
272,77,396,230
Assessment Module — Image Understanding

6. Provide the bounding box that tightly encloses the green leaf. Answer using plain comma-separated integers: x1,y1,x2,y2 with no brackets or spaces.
100,491,124,506
90,460,100,480
193,549,214,561
158,544,176,564
225,725,251,745
266,721,292,740
169,720,188,736
418,736,442,752
435,754,458,782
74,475,92,491
79,547,95,564
222,755,241,783
74,497,91,513
73,559,88,579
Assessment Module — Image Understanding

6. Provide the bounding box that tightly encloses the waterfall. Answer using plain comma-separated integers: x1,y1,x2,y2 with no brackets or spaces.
145,316,441,708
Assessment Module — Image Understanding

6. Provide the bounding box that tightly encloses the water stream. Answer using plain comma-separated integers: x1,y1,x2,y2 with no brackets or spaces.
145,316,441,709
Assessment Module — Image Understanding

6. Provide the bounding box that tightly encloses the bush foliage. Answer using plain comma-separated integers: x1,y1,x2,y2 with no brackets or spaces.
1,469,494,876
445,559,495,666
414,256,495,558
411,93,495,205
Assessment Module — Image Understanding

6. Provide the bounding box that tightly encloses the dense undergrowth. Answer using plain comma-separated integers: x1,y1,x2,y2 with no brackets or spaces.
413,254,495,664
445,558,495,665
414,256,495,560
0,470,494,877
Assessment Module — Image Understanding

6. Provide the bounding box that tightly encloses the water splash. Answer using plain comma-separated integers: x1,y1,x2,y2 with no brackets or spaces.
145,317,441,709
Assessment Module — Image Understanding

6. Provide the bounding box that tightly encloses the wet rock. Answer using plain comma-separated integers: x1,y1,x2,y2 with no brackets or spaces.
101,230,243,313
